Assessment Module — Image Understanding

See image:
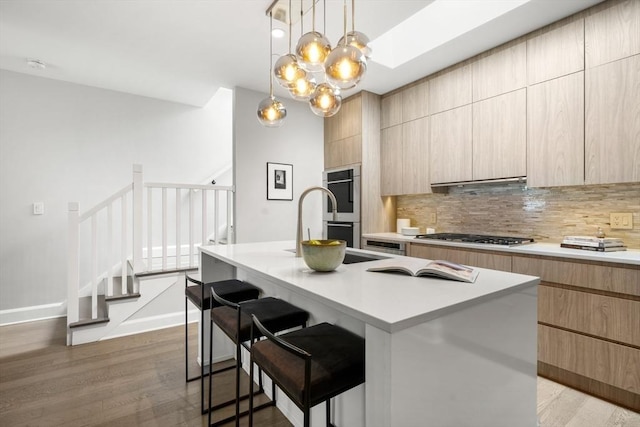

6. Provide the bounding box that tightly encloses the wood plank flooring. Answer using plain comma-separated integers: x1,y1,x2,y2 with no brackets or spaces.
1,318,638,426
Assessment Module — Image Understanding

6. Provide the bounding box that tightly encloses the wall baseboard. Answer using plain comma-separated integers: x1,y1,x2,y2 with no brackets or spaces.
0,302,66,326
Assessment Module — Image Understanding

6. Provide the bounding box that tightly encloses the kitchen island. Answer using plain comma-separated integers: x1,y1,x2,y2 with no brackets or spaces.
200,241,540,427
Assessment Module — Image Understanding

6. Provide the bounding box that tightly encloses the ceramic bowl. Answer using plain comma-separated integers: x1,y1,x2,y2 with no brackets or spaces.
301,240,346,272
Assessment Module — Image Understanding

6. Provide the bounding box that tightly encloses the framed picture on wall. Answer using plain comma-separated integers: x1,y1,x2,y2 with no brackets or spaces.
267,162,293,200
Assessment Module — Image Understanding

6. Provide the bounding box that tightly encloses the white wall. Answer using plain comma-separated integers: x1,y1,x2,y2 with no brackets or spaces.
234,87,324,244
0,70,232,320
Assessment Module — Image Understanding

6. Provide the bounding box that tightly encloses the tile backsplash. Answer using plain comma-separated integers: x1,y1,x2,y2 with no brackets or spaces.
397,182,640,248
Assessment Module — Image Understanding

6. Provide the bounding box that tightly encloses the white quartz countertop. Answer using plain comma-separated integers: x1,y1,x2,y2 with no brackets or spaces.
200,240,539,333
363,233,640,266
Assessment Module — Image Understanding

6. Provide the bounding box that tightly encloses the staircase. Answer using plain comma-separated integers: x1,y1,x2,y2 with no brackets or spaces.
66,164,234,345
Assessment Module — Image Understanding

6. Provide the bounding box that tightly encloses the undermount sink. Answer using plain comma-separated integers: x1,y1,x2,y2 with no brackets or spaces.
285,248,387,264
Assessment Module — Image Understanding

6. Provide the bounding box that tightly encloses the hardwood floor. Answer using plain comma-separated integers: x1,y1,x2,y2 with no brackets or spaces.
1,318,638,426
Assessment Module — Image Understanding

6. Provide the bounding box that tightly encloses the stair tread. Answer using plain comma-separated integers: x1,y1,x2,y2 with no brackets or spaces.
105,293,141,302
69,317,110,328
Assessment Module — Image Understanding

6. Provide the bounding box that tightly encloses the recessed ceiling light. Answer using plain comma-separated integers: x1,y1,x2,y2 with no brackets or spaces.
26,59,46,70
272,28,286,38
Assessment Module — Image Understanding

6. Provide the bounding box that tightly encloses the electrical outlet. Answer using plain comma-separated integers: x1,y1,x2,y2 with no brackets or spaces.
610,212,633,230
33,202,44,215
429,212,437,224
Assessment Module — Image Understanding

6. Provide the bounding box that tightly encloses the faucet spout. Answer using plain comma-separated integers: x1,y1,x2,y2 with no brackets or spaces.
296,186,338,257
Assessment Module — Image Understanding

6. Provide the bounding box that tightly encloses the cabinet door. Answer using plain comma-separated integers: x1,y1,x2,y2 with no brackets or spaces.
472,41,526,101
527,19,584,85
402,117,430,195
402,80,429,122
380,125,403,196
428,64,472,114
341,95,362,139
381,92,402,129
527,72,584,187
585,55,640,184
585,0,640,69
430,105,472,183
472,89,526,180
409,244,512,271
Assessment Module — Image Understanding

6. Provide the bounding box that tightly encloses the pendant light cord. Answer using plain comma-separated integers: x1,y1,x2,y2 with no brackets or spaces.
352,0,355,32
343,0,347,45
288,0,292,53
269,12,274,97
312,0,315,32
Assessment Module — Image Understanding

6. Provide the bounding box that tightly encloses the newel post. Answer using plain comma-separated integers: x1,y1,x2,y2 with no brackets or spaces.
132,164,144,273
67,202,80,345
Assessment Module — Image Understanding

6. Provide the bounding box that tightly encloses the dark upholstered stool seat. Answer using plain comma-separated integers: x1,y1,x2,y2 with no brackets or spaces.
251,322,365,408
185,278,259,310
211,297,309,344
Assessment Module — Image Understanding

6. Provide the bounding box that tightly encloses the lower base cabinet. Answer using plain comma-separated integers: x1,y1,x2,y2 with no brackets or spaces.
408,243,640,411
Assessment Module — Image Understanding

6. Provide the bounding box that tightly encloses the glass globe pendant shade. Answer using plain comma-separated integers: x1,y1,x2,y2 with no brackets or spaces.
309,83,342,117
325,44,366,90
273,54,306,88
295,31,331,72
338,30,372,59
289,75,317,100
257,96,287,127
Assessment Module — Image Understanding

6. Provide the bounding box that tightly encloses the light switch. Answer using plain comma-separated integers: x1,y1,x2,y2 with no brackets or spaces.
33,202,44,215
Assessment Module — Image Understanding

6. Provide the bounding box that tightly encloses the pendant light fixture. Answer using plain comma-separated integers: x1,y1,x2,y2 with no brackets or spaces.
274,0,306,88
338,0,372,59
295,0,331,72
289,1,317,100
257,12,287,127
325,0,366,90
309,82,342,117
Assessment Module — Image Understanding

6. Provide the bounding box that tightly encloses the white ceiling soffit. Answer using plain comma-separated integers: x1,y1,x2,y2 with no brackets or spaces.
0,0,605,107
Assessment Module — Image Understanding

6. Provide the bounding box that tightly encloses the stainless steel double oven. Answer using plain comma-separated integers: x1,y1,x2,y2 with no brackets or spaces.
322,165,360,248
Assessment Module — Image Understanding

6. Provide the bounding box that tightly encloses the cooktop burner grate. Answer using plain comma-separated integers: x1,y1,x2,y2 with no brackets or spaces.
414,233,534,246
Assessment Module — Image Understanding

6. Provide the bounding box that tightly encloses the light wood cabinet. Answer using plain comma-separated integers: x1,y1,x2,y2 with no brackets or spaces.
324,95,362,169
380,118,430,196
402,118,430,195
585,0,640,69
472,89,526,181
429,105,472,184
401,80,429,122
527,19,584,85
538,325,640,399
408,244,512,271
428,64,472,114
472,41,526,101
538,285,640,346
527,72,584,187
585,54,640,184
380,125,403,196
381,92,402,129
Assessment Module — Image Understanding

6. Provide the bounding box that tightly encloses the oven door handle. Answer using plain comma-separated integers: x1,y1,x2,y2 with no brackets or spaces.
326,223,353,228
327,179,354,185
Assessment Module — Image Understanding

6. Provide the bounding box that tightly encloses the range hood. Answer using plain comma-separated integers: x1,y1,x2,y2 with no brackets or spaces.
430,176,527,188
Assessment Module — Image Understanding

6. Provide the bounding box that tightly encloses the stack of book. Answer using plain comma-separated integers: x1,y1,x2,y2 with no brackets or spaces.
561,236,627,252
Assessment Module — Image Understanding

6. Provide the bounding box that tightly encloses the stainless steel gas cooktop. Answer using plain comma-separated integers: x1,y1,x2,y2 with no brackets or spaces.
414,233,534,246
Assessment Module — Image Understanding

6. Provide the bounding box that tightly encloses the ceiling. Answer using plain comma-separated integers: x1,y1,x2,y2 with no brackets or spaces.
0,0,604,108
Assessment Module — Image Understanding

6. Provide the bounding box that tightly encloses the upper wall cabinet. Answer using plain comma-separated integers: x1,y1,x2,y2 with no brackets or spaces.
472,41,526,102
324,95,363,169
402,80,429,122
430,105,473,184
472,89,526,181
585,55,640,184
527,19,585,85
585,0,640,68
428,64,472,114
528,72,585,187
381,92,403,129
380,118,430,196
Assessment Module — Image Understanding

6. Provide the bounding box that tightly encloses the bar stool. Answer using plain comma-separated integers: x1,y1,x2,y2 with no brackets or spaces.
207,289,309,427
248,315,365,427
184,273,260,413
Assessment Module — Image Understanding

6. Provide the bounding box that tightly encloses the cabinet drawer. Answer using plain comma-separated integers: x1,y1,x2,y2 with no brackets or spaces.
409,244,511,271
538,324,640,394
512,256,640,297
539,285,640,346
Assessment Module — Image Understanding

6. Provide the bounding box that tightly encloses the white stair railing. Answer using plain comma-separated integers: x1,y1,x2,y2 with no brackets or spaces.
67,164,234,336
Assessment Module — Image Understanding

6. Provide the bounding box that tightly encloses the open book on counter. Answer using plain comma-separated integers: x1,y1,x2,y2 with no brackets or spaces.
366,258,479,283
